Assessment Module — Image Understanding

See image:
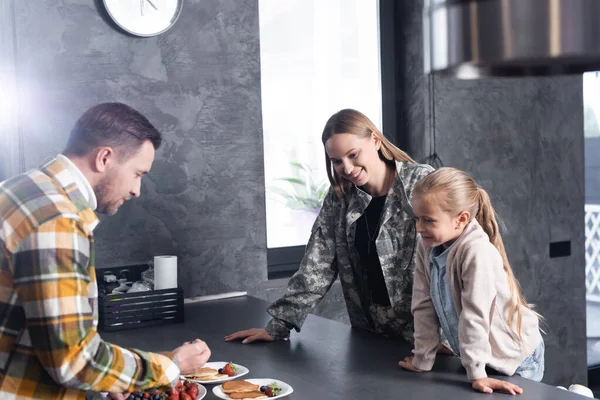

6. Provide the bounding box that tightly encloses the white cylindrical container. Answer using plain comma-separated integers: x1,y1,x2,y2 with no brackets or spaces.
153,255,178,290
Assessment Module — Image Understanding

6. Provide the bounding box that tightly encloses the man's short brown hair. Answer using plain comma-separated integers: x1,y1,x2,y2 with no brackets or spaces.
64,102,162,158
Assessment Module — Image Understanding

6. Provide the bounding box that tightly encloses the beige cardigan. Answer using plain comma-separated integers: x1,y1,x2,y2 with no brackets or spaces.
411,220,542,380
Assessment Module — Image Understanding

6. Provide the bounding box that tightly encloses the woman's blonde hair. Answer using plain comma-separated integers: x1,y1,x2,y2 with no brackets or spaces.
321,109,415,198
413,167,541,339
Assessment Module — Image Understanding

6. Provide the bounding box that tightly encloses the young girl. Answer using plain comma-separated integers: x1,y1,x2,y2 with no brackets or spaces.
399,167,544,395
226,109,436,344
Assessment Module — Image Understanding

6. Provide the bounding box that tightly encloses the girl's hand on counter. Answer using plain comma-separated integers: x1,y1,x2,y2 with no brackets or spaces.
472,378,523,395
398,356,425,372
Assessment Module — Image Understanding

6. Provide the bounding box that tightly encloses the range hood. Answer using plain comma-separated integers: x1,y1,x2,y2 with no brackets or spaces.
424,0,600,78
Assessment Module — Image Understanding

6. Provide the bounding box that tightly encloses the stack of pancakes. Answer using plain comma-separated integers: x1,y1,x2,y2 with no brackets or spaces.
222,380,267,400
185,367,229,381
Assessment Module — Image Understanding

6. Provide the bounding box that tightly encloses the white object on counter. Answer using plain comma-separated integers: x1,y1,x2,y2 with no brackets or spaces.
184,291,247,304
127,281,152,293
154,255,178,290
111,278,130,294
568,384,594,398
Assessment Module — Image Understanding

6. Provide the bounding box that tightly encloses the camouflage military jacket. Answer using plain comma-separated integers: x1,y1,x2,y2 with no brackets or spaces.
265,161,434,341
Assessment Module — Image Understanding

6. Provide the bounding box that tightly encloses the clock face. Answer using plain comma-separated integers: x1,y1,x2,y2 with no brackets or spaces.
102,0,183,37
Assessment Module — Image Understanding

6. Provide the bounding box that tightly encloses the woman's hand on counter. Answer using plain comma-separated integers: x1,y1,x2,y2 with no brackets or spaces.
224,328,274,344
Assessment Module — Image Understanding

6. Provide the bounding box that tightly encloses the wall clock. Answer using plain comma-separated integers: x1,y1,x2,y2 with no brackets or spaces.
102,0,184,37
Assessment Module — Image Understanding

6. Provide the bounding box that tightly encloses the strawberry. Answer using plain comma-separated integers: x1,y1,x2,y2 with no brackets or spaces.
180,393,192,400
221,362,237,376
265,383,281,397
187,386,198,399
143,393,151,399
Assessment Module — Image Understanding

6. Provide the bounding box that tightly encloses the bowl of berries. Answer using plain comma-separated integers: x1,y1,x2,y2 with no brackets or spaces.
108,379,206,400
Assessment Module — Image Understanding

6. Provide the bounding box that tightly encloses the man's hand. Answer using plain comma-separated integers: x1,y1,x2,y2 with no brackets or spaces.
107,393,129,400
173,338,211,375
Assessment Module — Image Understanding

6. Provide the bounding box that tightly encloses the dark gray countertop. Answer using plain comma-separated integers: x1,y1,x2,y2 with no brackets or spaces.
101,296,585,400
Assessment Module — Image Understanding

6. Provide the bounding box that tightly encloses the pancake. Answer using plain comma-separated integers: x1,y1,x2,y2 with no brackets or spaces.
185,367,228,381
221,380,260,393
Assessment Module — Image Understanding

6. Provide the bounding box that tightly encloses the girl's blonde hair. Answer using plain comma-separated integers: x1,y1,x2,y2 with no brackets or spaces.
413,167,541,339
321,109,416,198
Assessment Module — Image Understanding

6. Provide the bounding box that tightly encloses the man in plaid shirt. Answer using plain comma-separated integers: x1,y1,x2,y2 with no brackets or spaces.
0,103,211,399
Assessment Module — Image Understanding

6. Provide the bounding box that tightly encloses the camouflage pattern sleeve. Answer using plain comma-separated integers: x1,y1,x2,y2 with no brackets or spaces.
265,318,292,340
265,189,339,339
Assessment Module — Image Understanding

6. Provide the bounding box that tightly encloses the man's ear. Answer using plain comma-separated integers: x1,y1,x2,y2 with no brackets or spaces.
93,147,114,173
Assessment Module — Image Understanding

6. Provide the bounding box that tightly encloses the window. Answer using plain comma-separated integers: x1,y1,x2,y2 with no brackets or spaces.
584,72,600,371
258,0,382,278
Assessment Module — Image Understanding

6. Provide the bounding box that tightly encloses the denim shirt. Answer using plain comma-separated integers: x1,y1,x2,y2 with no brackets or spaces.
429,242,461,356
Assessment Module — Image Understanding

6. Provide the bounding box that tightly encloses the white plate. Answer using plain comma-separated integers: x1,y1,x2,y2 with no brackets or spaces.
181,362,249,384
196,384,207,400
212,378,293,400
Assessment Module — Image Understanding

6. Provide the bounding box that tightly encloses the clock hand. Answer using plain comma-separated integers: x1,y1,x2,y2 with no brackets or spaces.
146,0,158,11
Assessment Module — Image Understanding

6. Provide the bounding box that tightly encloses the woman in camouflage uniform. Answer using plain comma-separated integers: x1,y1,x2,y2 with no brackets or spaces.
226,109,434,343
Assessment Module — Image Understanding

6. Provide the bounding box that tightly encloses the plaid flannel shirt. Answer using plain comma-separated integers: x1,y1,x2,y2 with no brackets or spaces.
0,158,179,399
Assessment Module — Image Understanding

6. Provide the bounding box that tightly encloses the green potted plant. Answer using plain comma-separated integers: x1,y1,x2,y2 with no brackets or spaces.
267,162,329,215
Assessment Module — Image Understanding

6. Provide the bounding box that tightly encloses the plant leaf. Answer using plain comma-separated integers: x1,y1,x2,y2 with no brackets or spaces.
289,161,311,173
275,177,306,186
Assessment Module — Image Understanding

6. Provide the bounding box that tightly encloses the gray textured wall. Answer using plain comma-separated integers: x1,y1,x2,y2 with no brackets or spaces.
0,0,267,296
398,0,587,387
